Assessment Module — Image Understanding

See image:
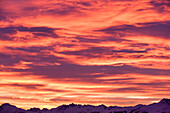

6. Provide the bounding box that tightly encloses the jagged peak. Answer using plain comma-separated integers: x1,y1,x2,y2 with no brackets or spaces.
1,103,11,106
42,108,49,111
159,98,170,105
134,104,145,107
1,103,15,107
0,103,17,109
28,107,41,112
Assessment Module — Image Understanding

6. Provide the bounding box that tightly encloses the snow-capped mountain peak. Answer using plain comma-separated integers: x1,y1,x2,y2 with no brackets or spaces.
159,98,170,105
0,99,170,113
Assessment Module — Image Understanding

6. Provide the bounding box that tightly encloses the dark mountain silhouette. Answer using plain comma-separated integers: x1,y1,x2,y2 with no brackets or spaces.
0,98,170,113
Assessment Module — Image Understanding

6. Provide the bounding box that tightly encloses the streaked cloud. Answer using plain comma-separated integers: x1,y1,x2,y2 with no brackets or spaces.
0,0,169,109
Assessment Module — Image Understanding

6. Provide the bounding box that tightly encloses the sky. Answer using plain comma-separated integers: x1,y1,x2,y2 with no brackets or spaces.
0,0,170,109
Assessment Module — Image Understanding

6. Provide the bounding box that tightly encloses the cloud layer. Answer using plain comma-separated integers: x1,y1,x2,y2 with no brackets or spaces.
0,0,169,109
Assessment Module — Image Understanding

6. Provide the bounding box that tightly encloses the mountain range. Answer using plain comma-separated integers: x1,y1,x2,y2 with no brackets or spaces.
0,98,170,113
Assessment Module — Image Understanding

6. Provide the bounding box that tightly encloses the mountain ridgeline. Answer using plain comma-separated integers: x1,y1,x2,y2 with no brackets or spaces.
0,99,170,113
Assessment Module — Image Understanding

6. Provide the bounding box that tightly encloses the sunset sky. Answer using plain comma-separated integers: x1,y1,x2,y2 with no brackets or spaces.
0,0,170,109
